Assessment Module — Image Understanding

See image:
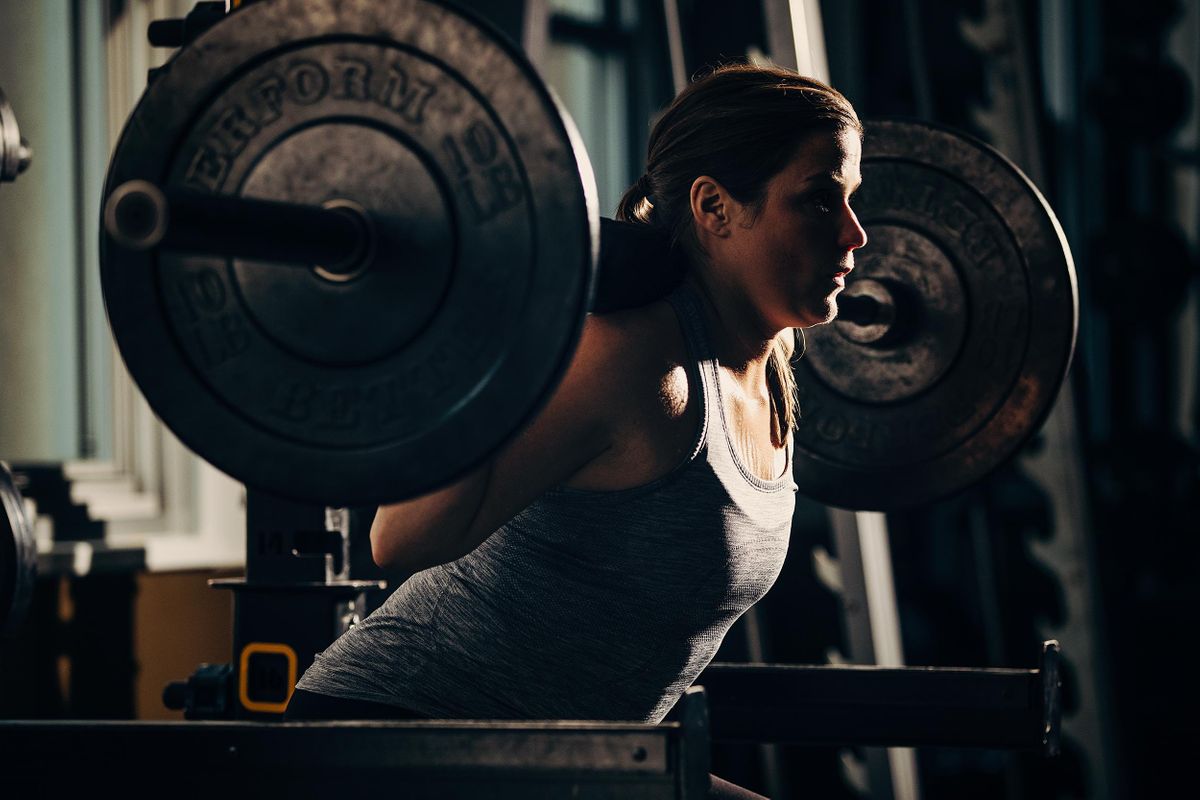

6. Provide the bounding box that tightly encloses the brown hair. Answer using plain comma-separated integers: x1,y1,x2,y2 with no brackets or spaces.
616,63,861,444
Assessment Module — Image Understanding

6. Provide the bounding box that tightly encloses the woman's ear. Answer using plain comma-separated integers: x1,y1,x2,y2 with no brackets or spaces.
690,175,733,237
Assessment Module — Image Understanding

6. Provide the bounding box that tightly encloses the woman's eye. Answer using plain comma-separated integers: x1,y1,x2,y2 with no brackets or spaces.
811,193,835,214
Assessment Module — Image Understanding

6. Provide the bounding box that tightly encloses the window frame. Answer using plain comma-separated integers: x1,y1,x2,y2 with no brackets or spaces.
61,0,243,571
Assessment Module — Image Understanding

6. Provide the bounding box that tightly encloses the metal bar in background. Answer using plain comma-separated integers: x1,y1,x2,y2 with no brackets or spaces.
71,0,93,458
857,511,921,800
661,0,686,93
855,512,905,670
521,0,548,66
762,0,797,71
762,0,830,81
829,509,917,800
0,717,700,799
740,606,790,799
901,0,935,118
699,643,1060,753
829,511,891,800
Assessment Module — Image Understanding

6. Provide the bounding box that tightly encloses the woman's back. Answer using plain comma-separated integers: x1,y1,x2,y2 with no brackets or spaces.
295,284,796,721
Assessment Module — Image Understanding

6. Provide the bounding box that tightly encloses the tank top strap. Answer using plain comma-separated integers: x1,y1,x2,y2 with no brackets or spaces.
665,283,798,493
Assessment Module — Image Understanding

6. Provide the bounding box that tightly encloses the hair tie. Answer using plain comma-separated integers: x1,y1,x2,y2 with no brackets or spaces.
637,172,655,205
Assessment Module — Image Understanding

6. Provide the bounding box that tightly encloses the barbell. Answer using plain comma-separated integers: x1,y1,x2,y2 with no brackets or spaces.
95,0,1075,512
0,0,1080,639
0,87,33,184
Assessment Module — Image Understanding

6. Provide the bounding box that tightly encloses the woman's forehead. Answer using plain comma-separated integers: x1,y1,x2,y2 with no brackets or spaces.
780,129,862,185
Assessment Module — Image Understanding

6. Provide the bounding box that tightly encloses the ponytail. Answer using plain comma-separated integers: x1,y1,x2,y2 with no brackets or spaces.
615,172,657,225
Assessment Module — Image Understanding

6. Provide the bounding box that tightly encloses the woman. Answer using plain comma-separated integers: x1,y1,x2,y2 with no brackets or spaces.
286,63,867,798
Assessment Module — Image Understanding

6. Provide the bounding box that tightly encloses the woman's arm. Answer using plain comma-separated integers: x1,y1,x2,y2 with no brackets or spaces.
369,314,628,572
368,461,495,572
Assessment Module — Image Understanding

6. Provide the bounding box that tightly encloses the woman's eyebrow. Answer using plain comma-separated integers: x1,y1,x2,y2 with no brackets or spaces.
800,174,863,192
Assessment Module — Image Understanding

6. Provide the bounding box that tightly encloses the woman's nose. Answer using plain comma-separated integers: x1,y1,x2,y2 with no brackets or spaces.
841,204,868,251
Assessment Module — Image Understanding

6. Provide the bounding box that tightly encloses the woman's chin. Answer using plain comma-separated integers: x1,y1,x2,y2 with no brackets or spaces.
800,297,839,328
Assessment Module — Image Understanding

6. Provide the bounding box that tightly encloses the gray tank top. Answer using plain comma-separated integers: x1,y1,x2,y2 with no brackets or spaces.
296,284,797,722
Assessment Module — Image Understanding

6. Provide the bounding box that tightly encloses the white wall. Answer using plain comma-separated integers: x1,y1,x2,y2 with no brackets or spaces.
0,0,82,460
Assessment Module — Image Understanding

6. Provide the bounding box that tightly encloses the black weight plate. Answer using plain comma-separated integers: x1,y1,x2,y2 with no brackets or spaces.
101,0,598,506
795,120,1078,511
1,462,36,637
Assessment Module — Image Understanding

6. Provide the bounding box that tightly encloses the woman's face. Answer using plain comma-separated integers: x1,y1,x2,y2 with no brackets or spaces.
723,127,867,331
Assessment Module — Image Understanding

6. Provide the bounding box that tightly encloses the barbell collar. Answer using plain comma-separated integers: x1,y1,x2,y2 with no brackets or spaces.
103,179,373,279
835,277,906,346
838,291,886,328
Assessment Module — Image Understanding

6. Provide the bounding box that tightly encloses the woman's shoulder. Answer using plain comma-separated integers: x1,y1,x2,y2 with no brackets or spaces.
562,298,700,490
583,298,688,373
578,299,693,430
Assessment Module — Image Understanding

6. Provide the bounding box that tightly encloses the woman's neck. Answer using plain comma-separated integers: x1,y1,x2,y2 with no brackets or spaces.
682,272,778,398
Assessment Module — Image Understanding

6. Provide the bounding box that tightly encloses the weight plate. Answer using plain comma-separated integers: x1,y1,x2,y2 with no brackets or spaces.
795,120,1078,511
1,462,36,637
101,0,598,505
